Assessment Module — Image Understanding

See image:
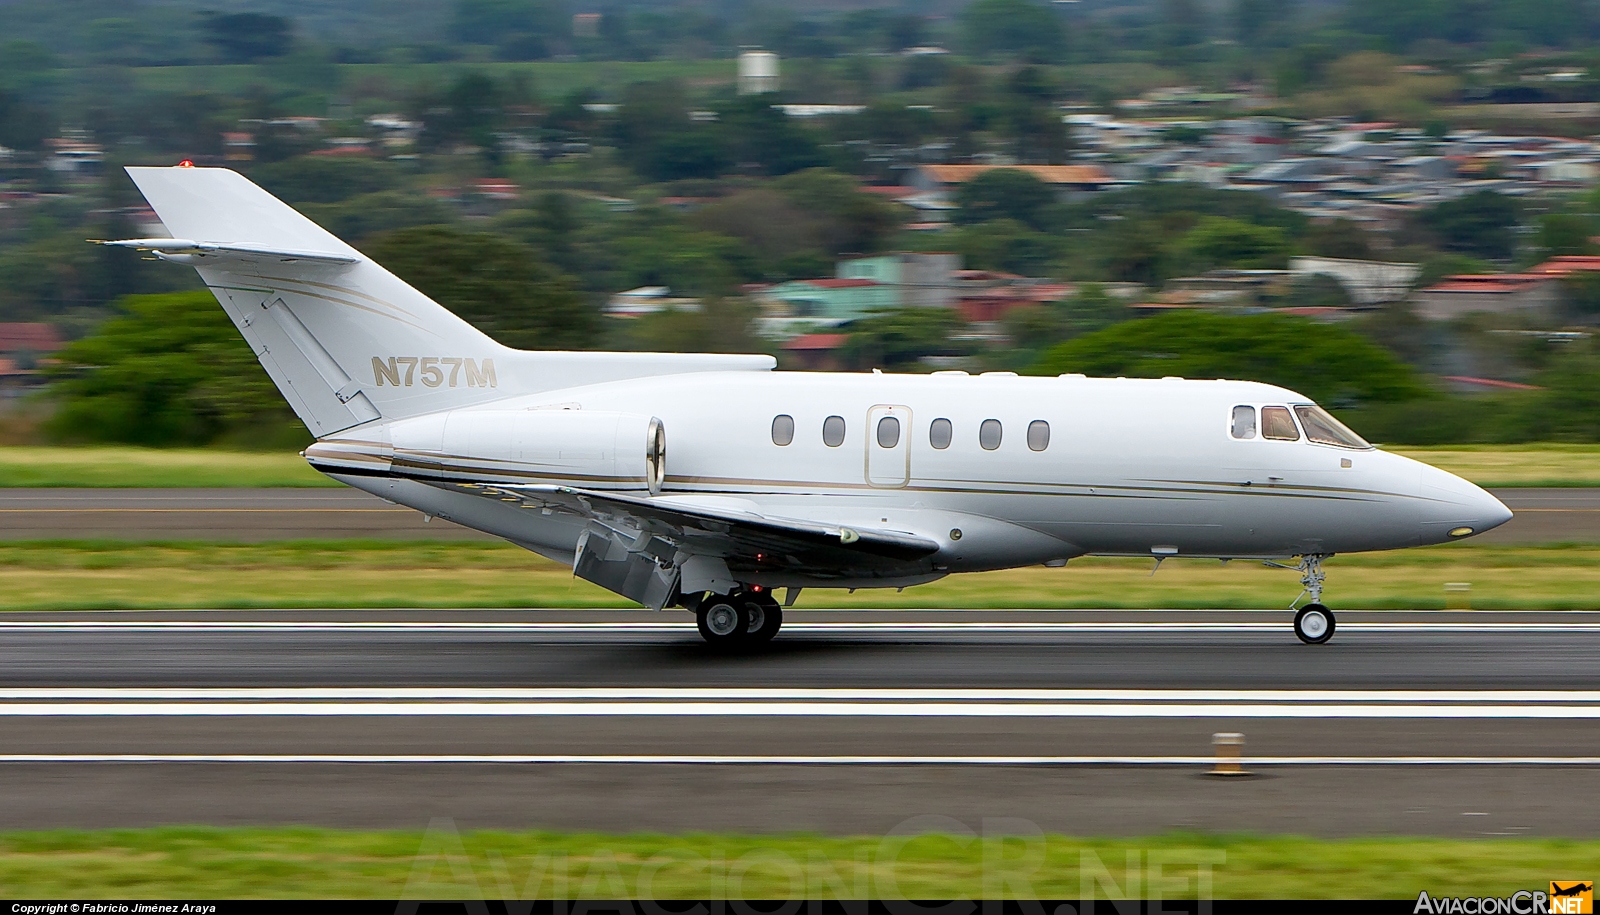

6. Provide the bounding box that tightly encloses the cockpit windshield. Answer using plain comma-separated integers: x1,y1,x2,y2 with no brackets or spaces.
1293,404,1372,450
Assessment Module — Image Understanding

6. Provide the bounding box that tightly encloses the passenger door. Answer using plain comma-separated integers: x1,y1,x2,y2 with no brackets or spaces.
865,404,912,488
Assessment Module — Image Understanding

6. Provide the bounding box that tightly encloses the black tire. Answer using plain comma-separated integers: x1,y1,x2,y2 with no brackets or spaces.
697,599,750,647
743,596,782,643
1294,603,1336,644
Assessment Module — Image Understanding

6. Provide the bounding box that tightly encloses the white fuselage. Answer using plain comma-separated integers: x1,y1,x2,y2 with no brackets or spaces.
313,371,1513,592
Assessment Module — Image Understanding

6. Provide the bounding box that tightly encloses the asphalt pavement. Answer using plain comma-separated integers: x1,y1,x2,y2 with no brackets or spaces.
1,608,1597,837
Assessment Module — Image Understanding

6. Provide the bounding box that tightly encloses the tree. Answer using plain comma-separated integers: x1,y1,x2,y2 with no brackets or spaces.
370,226,597,350
1413,191,1520,261
451,0,562,58
250,157,400,205
772,169,900,256
840,308,971,371
1537,213,1598,259
201,12,294,63
717,95,825,177
1302,219,1375,260
1033,310,1425,406
960,0,1064,62
954,169,1052,230
951,218,1061,276
1178,216,1293,271
418,73,505,152
44,292,303,447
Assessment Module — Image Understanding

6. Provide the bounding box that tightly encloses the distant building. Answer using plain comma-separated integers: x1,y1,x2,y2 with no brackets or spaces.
738,51,779,95
1289,256,1421,306
836,253,961,308
572,13,600,38
605,287,702,318
0,323,62,357
1411,274,1560,322
912,164,1113,200
1530,256,1600,277
781,333,849,371
762,278,895,323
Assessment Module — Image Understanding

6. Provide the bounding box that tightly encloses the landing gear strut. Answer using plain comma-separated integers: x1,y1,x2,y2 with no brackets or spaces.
692,588,782,647
1290,554,1336,645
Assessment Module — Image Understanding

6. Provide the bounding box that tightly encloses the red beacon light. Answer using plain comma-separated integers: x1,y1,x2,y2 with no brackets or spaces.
176,159,194,167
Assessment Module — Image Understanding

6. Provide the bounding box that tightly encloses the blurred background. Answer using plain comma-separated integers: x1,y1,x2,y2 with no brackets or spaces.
5,0,1600,451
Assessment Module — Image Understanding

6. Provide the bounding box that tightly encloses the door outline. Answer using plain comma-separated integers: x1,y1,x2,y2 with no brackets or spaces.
865,404,912,488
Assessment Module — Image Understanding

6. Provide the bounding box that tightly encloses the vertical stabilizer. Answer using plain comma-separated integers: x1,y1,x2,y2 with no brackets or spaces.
121,165,775,438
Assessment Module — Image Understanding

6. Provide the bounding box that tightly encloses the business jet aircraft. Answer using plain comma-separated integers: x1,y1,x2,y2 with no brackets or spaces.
106,165,1512,646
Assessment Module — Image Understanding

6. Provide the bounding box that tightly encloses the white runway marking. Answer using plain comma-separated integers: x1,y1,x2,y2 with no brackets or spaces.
5,701,1600,717
1,754,1598,766
3,620,1600,633
2,688,1600,718
1,687,1598,702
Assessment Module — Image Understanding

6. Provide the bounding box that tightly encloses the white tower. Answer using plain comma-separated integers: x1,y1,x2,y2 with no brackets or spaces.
737,51,779,95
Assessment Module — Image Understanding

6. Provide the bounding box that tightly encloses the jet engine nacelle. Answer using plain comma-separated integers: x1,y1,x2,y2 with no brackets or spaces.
383,408,666,492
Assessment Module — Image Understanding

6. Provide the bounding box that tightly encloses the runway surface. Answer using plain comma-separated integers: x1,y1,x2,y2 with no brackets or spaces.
2,608,1598,836
0,487,1595,542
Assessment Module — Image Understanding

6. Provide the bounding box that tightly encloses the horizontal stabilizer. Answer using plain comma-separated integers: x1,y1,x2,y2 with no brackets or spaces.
101,238,360,267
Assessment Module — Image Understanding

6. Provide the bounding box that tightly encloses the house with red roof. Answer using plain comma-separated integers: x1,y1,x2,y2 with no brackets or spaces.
1411,274,1560,322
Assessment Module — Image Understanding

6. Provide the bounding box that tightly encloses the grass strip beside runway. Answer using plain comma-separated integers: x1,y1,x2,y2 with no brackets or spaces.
5,541,1600,610
0,447,335,488
2,444,1600,488
0,827,1595,898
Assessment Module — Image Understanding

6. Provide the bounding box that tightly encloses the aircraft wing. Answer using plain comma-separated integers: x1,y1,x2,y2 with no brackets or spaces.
440,480,941,608
489,483,941,563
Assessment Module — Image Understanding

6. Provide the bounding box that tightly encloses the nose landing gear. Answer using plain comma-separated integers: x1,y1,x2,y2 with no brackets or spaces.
1289,554,1335,644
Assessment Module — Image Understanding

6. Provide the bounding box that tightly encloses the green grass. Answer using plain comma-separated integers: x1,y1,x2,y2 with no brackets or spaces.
1,444,1594,488
0,446,335,487
0,827,1594,898
1,540,1598,611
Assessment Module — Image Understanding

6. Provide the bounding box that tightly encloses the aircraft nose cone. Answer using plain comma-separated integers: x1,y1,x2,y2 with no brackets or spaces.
1419,465,1513,541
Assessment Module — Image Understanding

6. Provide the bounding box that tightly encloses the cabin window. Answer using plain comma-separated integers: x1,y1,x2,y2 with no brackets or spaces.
1230,405,1257,440
930,418,953,449
1261,406,1300,441
1294,405,1371,450
979,419,1003,451
771,414,794,446
822,415,846,447
1027,420,1050,452
877,416,901,448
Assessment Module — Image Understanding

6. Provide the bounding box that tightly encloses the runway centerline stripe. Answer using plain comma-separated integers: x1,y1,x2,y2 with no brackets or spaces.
3,754,1600,766
2,687,1598,703
4,701,1600,718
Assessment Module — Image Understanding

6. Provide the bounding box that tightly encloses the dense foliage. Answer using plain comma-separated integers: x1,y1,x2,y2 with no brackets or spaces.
1032,311,1427,407
44,292,303,447
369,226,597,351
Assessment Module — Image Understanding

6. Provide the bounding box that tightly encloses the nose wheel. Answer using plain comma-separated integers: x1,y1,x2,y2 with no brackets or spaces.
1293,603,1336,644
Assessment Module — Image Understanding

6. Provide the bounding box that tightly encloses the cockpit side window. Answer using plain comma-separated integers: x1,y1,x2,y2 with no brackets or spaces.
1261,406,1300,441
1230,405,1256,440
1294,404,1372,450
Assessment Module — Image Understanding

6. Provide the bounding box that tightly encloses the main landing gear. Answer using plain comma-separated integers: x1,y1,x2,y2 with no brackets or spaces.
694,588,782,648
1289,554,1336,645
